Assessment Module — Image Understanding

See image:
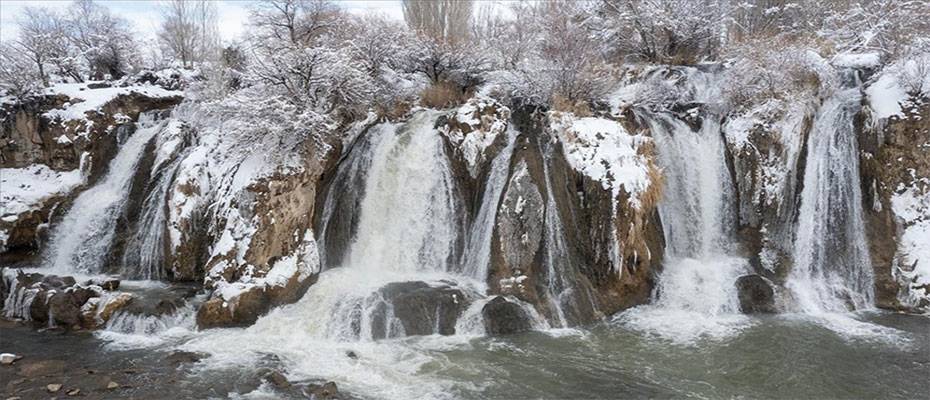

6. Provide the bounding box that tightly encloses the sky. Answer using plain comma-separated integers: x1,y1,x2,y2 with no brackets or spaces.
0,0,405,43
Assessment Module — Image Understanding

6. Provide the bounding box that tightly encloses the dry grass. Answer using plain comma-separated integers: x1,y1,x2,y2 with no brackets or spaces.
420,81,469,108
551,94,593,116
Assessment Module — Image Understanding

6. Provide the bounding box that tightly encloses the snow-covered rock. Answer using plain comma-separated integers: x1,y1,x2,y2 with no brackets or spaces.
549,112,656,210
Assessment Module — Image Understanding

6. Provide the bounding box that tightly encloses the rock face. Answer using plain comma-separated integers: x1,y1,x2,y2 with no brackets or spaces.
481,296,533,335
370,281,469,338
860,97,930,311
735,274,777,313
722,99,815,281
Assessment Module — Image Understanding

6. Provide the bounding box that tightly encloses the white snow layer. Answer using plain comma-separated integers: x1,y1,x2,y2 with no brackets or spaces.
43,82,181,123
440,96,509,177
891,178,930,303
550,113,653,209
0,164,83,217
867,72,909,120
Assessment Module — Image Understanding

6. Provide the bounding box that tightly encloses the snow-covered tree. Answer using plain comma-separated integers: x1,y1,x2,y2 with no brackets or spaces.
598,0,726,64
66,0,138,79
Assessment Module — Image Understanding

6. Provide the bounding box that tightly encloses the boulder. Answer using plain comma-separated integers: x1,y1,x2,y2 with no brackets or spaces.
735,275,777,313
481,296,534,335
370,281,469,339
47,291,82,327
302,381,339,400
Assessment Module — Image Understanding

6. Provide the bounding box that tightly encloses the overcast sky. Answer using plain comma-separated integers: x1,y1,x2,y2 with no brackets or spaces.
0,0,405,43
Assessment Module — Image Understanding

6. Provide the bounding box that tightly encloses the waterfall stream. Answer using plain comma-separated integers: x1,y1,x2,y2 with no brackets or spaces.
787,88,875,313
44,112,168,276
619,110,750,343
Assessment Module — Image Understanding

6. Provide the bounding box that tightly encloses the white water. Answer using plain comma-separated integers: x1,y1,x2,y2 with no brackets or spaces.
788,88,875,313
459,127,516,281
121,148,186,280
620,111,751,344
44,113,167,275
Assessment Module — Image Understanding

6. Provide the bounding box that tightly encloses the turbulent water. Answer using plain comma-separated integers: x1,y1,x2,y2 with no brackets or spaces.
788,87,875,313
44,113,168,276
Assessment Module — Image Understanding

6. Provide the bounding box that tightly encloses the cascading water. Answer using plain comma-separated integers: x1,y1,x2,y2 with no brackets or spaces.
44,113,168,276
539,140,600,328
459,127,516,281
787,87,875,313
121,145,190,280
620,111,750,343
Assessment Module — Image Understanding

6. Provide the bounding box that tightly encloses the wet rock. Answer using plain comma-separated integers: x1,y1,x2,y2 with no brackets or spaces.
261,369,290,388
98,293,134,320
345,351,358,360
40,275,76,290
164,351,206,366
735,275,777,313
47,291,82,327
0,353,18,365
371,281,469,338
302,381,339,399
481,296,533,335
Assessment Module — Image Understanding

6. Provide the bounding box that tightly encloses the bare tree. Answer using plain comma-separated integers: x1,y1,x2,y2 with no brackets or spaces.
12,7,69,85
401,0,473,43
158,0,218,68
249,0,341,48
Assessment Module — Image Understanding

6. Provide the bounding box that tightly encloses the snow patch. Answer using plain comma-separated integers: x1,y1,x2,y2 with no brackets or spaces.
549,113,653,209
42,82,181,123
0,165,83,217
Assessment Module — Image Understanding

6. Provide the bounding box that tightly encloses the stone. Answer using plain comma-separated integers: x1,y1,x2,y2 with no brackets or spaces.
107,381,119,390
0,353,16,365
40,275,76,290
164,351,206,366
735,275,777,313
47,291,82,327
303,381,339,399
261,369,290,388
47,383,62,393
481,296,533,335
67,388,80,396
97,293,134,323
100,278,120,291
370,281,469,339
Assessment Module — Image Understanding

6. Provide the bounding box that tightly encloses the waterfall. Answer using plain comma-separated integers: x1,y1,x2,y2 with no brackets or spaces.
459,127,516,281
44,112,168,276
539,142,600,328
787,88,875,313
619,110,749,343
121,147,188,280
258,111,475,342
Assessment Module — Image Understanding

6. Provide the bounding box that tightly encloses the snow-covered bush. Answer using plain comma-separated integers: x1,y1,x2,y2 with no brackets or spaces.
722,40,837,110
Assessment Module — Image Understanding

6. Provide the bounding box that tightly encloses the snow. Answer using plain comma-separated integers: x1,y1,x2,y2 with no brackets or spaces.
549,113,653,209
890,178,930,299
0,165,83,217
42,82,181,123
211,230,320,302
866,70,909,120
440,96,510,177
832,52,881,69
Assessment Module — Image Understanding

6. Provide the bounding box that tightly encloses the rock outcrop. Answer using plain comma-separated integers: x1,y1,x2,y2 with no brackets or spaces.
860,96,930,311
